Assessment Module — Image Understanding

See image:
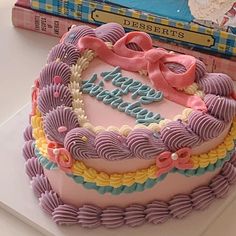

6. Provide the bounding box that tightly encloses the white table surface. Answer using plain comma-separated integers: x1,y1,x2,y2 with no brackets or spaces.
0,0,236,235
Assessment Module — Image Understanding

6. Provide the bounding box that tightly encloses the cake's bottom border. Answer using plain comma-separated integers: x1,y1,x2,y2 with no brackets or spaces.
25,145,236,228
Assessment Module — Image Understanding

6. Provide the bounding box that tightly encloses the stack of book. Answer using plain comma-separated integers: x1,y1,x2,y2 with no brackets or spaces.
12,0,236,80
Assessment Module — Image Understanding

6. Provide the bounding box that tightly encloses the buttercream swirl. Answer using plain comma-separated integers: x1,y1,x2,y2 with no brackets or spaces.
39,61,72,89
221,162,236,184
25,157,43,179
52,204,79,225
62,25,96,45
44,107,79,144
161,121,202,151
95,131,132,160
47,43,80,66
38,84,73,115
188,111,226,140
23,125,33,141
94,23,125,44
197,73,234,96
22,140,35,161
127,129,167,159
191,186,214,210
101,207,125,228
78,205,102,228
124,204,146,227
194,59,207,80
31,174,52,197
204,94,236,123
39,190,63,215
145,200,170,224
24,139,236,228
210,175,230,198
168,194,192,219
64,128,99,160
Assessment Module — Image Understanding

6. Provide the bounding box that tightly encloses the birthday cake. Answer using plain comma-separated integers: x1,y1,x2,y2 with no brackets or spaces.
23,23,236,228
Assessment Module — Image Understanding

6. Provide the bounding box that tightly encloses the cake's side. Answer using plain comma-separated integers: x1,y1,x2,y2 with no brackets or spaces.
23,22,236,228
23,128,236,227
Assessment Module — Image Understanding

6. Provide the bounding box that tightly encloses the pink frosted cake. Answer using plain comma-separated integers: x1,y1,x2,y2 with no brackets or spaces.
23,23,236,228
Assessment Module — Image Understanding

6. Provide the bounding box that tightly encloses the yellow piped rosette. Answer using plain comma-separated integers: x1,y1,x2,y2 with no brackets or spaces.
32,108,236,188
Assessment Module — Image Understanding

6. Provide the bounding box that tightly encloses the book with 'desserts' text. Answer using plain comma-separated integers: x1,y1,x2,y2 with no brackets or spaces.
30,0,236,56
12,3,236,81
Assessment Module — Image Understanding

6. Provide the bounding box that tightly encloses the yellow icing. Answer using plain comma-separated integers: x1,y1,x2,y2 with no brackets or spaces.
32,109,236,188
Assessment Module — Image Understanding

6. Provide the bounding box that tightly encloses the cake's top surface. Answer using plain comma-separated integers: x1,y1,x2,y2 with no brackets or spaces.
30,23,236,189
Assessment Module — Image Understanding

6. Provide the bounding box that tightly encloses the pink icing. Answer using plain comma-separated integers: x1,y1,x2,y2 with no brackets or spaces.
78,32,207,111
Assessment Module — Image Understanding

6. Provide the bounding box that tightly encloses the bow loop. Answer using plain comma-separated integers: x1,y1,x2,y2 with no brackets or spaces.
144,48,169,64
156,148,193,177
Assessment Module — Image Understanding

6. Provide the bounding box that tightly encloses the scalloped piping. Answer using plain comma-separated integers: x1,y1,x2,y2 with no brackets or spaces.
68,48,196,135
24,136,236,228
35,147,233,195
32,111,236,188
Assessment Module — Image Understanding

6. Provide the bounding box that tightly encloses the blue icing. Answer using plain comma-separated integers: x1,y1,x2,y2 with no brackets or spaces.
81,66,164,125
34,147,235,195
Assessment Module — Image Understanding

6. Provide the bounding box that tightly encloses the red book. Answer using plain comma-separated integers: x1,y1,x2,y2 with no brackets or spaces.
12,5,95,38
15,0,30,8
12,5,236,80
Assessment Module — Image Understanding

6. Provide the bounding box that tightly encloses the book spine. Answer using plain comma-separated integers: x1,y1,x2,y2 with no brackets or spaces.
12,5,95,38
30,0,236,56
11,6,236,81
15,0,30,8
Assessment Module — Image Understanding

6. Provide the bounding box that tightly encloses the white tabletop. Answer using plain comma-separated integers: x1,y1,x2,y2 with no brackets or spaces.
0,0,236,235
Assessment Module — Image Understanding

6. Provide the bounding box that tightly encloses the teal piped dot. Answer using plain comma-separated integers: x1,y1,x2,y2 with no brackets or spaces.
136,184,144,192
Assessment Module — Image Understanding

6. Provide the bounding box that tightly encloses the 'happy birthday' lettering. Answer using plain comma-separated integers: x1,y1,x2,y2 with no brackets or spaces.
81,67,164,125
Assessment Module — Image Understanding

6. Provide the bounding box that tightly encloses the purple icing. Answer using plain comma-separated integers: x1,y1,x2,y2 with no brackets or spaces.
31,174,52,198
23,125,33,141
101,207,125,228
39,61,72,89
127,129,167,159
95,23,125,44
23,137,236,229
191,186,214,210
210,175,230,198
78,205,102,228
204,94,236,123
25,157,43,179
64,128,99,160
221,162,236,184
38,84,73,115
22,140,35,161
39,190,63,215
44,107,79,144
195,59,207,80
126,42,143,51
165,62,187,74
63,25,96,45
168,194,192,219
197,73,234,96
160,121,202,151
47,43,80,66
95,131,132,161
52,204,79,225
124,204,146,227
145,200,170,224
188,111,226,140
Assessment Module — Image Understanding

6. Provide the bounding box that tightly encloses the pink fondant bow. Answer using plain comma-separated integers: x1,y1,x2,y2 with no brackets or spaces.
156,148,193,177
47,141,73,173
78,32,207,110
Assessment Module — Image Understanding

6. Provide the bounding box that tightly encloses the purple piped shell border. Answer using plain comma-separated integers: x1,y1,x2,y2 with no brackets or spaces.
35,24,236,161
24,126,236,228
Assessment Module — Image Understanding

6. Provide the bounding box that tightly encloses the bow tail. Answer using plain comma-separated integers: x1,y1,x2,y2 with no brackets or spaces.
148,62,207,111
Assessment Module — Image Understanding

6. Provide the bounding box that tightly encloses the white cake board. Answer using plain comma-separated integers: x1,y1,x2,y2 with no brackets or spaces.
1,104,236,236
